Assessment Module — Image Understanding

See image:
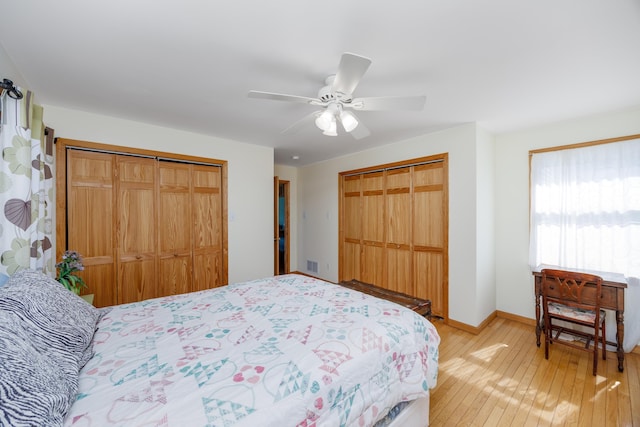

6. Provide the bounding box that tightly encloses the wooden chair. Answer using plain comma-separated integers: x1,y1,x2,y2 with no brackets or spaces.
541,268,606,376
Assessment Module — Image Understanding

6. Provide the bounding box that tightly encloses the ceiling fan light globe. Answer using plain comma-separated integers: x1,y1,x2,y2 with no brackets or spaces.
340,111,358,132
322,118,338,136
315,110,334,131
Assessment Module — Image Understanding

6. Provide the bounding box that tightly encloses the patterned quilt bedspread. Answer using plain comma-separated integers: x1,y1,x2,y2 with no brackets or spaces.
64,274,440,427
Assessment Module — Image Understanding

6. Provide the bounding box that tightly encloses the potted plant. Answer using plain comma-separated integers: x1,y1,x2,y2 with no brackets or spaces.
56,250,89,298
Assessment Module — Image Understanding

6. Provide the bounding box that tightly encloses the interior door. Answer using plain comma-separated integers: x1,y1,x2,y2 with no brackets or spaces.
274,176,279,274
279,181,290,274
273,177,290,275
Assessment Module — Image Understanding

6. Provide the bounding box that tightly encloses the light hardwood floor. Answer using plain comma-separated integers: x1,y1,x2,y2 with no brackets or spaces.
429,317,640,426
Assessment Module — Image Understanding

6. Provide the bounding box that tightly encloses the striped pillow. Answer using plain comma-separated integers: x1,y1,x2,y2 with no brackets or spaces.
0,310,78,426
0,269,101,368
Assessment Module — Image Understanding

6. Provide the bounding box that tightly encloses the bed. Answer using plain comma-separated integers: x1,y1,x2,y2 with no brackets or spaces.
0,270,440,427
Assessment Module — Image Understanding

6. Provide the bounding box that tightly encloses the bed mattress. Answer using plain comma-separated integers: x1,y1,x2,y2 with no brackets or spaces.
64,274,440,426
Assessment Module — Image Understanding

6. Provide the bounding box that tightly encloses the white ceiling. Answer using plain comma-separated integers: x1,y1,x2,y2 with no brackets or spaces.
1,0,639,166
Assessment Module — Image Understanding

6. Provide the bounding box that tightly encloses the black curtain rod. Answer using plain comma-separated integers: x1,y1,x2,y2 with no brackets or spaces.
0,78,23,100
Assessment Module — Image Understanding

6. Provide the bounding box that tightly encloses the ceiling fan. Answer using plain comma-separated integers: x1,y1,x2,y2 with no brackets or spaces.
248,52,426,139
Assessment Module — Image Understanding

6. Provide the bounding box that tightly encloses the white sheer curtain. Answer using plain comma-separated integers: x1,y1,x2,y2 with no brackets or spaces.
529,137,640,351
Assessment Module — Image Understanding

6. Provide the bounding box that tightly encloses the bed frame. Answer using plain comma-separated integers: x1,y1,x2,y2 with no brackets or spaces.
389,396,430,427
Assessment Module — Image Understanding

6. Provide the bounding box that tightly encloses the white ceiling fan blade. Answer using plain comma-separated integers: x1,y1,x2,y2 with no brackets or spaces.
349,95,426,111
346,112,370,140
281,111,319,135
331,52,372,96
248,90,320,105
350,122,370,140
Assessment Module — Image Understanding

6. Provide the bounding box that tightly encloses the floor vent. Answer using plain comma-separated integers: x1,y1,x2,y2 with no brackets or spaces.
307,260,318,273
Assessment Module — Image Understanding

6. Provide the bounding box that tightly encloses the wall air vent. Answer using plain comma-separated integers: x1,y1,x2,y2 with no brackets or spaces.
306,260,318,274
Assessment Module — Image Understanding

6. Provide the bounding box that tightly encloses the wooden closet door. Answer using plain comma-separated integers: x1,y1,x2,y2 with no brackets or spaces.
341,175,362,281
339,155,448,320
158,162,192,296
58,139,229,307
361,172,385,286
386,168,412,295
66,150,116,307
413,162,445,318
192,165,223,291
117,157,157,304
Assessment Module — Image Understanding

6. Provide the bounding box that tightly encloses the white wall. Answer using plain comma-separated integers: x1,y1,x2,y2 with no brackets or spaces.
274,164,298,272
0,44,25,87
298,123,491,326
494,107,640,323
44,106,275,284
475,126,496,325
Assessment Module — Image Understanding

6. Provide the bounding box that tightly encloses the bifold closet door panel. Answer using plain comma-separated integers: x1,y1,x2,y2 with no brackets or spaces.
66,150,117,307
158,162,192,296
412,163,445,316
361,172,385,287
192,165,224,291
414,251,444,317
386,168,412,295
342,241,361,283
342,175,362,282
387,248,412,295
117,157,158,304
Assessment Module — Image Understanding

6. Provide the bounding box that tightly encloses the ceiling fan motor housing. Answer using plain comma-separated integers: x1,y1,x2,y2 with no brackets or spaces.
318,74,354,103
318,83,335,102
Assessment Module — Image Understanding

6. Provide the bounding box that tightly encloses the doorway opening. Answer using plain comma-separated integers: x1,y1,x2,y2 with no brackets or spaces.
274,178,290,275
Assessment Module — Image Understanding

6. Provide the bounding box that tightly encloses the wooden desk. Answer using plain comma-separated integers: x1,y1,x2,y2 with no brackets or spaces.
532,265,627,372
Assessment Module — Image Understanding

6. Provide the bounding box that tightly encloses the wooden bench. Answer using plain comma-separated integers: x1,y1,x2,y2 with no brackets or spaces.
338,279,432,319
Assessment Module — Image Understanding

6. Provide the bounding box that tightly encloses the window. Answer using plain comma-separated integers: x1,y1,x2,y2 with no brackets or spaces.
529,136,640,279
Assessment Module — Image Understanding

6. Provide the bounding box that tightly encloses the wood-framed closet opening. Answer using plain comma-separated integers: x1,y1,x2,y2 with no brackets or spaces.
55,138,228,308
338,153,449,320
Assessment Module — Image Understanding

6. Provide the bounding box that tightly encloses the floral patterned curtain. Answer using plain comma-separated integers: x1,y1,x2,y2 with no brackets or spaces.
0,88,54,285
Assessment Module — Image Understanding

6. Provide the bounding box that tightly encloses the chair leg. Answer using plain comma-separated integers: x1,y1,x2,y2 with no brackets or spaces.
592,339,598,376
544,318,550,360
592,325,598,376
602,318,607,361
